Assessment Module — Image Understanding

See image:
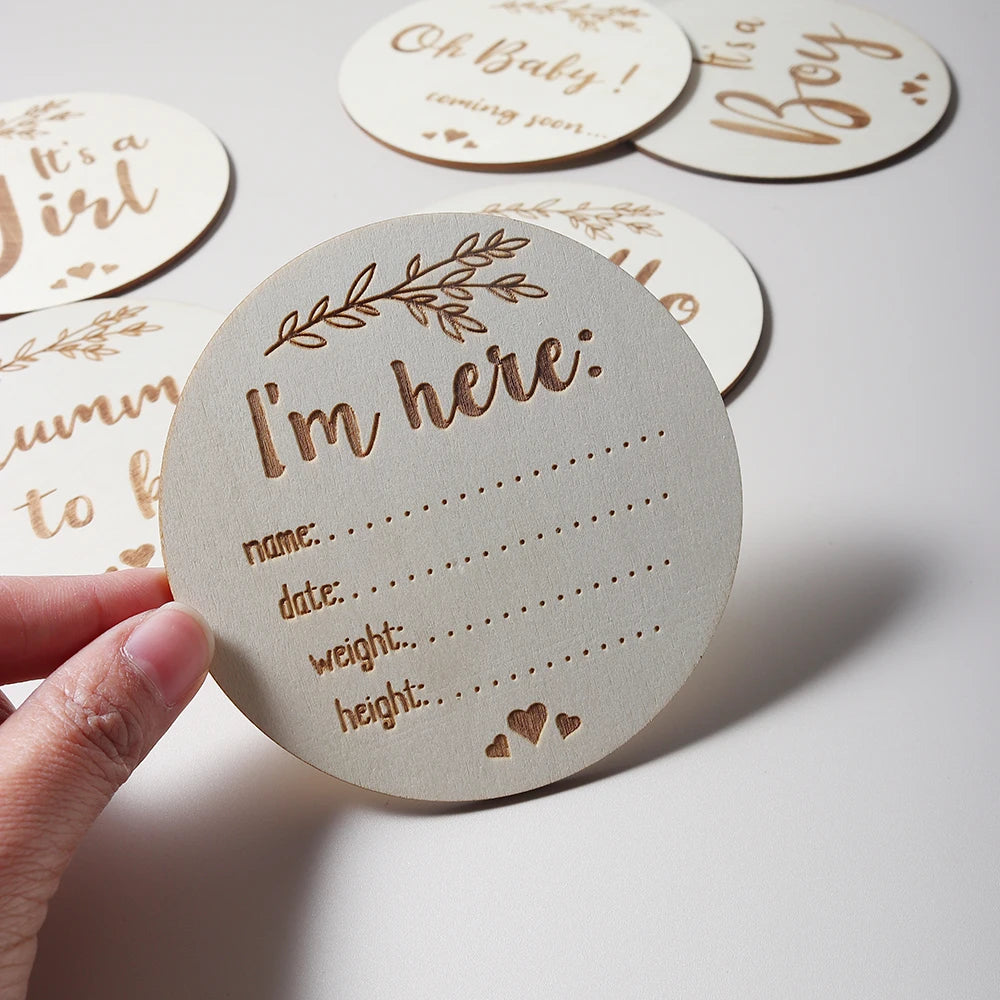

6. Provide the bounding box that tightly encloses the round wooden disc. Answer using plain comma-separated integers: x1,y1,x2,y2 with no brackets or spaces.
339,0,692,167
426,182,764,394
633,0,950,179
0,92,230,315
0,298,224,573
159,214,742,801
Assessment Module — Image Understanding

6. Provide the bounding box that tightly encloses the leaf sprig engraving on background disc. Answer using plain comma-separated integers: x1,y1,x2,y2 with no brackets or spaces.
0,99,82,140
492,1,648,33
0,305,162,374
481,199,663,241
263,230,548,357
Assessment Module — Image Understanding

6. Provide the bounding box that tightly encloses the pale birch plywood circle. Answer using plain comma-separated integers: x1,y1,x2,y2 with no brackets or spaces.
426,183,763,394
0,93,230,315
159,214,742,801
338,0,693,167
0,298,225,573
633,0,950,179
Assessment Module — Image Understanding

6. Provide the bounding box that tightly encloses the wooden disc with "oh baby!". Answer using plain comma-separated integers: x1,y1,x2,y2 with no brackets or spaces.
160,214,742,801
339,0,692,167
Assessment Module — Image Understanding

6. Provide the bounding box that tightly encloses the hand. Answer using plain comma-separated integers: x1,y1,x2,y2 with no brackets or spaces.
0,570,213,1000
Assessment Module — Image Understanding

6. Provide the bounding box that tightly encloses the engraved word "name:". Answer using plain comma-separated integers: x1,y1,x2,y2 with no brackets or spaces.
243,522,319,565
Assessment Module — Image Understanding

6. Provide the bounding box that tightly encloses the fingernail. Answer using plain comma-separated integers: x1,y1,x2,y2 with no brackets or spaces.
123,602,215,707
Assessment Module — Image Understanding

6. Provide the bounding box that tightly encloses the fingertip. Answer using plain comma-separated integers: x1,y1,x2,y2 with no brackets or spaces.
122,602,215,708
111,566,173,605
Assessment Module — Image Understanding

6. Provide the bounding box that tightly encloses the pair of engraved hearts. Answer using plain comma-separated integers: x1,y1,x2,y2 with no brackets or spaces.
421,128,478,149
50,261,118,289
485,703,581,758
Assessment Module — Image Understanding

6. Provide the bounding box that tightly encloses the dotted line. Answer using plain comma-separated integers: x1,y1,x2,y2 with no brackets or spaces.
325,430,668,542
424,559,671,642
429,624,664,705
343,494,670,602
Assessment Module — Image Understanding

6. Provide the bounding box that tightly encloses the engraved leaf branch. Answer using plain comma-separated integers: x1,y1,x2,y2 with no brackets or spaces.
0,305,162,375
0,99,82,140
492,1,648,33
263,230,548,357
482,198,663,241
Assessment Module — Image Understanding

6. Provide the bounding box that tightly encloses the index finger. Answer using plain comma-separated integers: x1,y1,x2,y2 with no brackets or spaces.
0,569,172,684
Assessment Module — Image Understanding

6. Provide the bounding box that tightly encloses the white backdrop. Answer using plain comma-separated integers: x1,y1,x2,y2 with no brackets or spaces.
2,0,998,997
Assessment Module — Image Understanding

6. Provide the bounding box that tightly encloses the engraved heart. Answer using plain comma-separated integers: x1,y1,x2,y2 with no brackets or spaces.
67,262,95,280
902,81,924,95
101,263,119,274
485,734,510,759
508,703,547,745
50,278,68,289
120,543,155,568
444,128,468,143
463,140,478,149
556,713,581,739
422,131,437,140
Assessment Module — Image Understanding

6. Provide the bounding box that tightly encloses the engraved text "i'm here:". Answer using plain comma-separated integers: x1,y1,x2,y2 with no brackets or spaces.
246,330,599,479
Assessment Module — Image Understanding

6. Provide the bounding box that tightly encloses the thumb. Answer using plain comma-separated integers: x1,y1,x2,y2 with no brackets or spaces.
0,602,212,979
